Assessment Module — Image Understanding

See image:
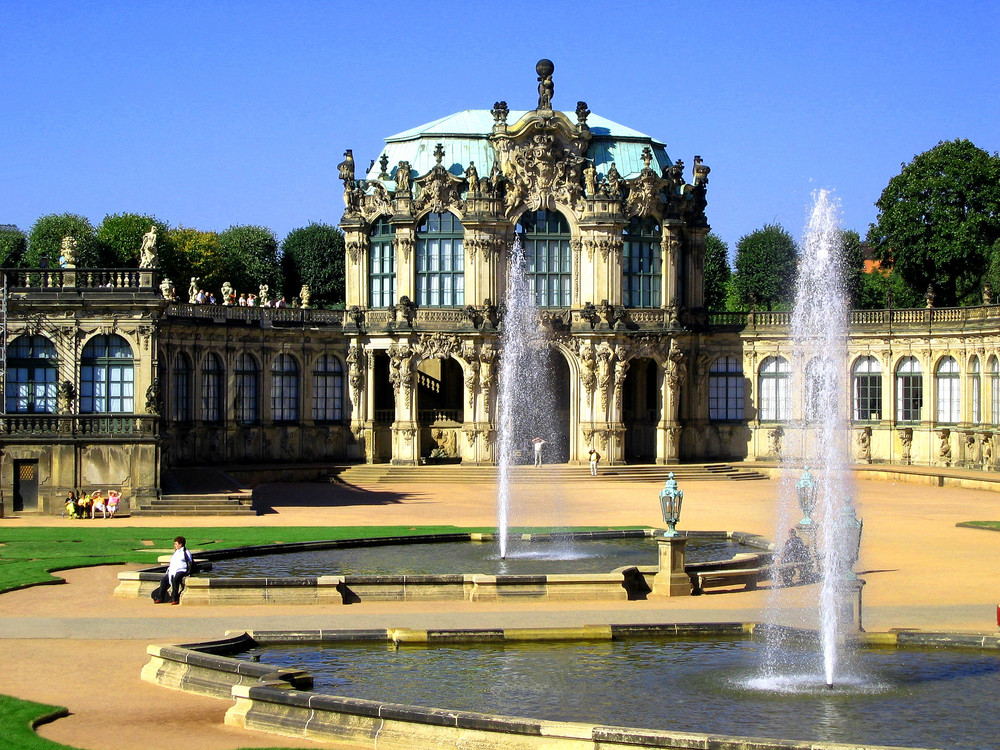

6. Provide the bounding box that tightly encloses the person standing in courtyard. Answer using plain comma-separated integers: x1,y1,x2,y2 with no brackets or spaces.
588,447,601,476
532,437,546,467
152,536,194,605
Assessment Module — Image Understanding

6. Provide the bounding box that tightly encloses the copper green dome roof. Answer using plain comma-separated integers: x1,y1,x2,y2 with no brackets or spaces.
365,109,671,187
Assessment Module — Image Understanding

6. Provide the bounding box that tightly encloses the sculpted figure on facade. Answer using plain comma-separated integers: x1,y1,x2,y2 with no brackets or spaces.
139,225,158,268
938,429,952,465
578,341,597,406
898,427,913,464
596,342,613,410
768,427,783,458
613,356,630,411
258,284,270,307
857,426,872,463
337,149,355,187
415,144,465,214
465,162,479,194
666,346,687,398
188,277,200,304
583,161,597,197
981,433,993,466
58,380,76,414
347,344,364,408
299,285,311,309
394,161,412,196
388,343,415,408
536,59,554,110
159,276,173,301
491,100,509,129
603,162,623,198
220,281,234,305
693,155,711,186
479,345,497,415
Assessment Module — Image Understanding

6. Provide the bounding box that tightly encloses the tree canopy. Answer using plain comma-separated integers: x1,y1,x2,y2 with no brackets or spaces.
280,222,345,307
730,223,798,310
702,232,731,311
26,213,99,267
867,139,1000,307
163,227,222,296
216,225,281,298
0,225,27,267
96,213,170,267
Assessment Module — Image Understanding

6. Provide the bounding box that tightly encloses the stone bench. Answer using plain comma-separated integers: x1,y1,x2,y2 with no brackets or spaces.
692,567,762,594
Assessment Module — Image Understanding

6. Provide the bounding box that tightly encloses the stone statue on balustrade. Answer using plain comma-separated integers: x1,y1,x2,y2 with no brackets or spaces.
60,236,77,268
139,225,158,268
300,284,311,309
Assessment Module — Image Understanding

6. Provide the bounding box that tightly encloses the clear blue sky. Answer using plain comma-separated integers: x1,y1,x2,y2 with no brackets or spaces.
2,0,998,259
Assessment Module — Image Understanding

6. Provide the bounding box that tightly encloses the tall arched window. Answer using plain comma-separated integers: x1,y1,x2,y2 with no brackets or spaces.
969,356,982,425
708,356,743,421
5,335,58,413
369,216,395,308
895,356,922,422
517,210,571,307
852,355,882,421
201,353,224,423
416,211,464,306
935,356,960,424
990,355,999,426
234,353,259,425
171,353,193,423
313,354,344,422
622,217,662,308
758,356,790,421
271,354,299,423
80,334,134,413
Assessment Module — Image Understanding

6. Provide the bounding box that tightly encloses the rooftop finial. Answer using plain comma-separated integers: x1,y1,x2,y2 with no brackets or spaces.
433,143,445,166
536,59,554,110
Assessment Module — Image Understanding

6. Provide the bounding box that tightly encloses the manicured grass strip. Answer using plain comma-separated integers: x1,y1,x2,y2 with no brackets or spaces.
0,525,625,594
0,694,75,750
957,521,1000,532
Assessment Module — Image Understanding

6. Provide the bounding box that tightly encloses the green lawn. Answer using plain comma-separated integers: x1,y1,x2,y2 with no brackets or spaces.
957,521,1000,532
0,524,489,594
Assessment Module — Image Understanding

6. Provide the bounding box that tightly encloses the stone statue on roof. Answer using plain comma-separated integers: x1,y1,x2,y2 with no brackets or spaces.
139,225,158,268
395,161,411,195
337,149,355,186
465,162,479,194
536,59,554,110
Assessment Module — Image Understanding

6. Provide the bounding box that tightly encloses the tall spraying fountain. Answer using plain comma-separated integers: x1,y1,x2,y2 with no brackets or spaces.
495,237,555,558
761,190,862,690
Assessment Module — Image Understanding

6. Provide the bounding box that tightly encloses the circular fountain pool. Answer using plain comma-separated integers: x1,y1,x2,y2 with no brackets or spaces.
201,532,747,577
235,632,1000,749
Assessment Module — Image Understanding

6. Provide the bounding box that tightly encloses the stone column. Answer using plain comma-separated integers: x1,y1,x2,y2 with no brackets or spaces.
650,536,692,597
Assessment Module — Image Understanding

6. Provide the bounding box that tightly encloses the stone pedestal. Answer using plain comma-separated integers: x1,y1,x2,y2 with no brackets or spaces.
840,577,866,632
650,536,692,597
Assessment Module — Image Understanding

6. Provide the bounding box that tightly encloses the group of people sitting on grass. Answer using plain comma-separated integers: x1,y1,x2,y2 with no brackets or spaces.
64,489,121,519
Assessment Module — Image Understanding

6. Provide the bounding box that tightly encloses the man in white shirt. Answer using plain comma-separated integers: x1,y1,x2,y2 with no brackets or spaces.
152,536,194,605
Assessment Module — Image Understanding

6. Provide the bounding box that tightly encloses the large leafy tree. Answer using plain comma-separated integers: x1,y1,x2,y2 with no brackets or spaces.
867,139,1000,307
96,213,170,267
217,225,282,298
163,227,222,296
26,213,100,267
730,223,798,310
0,225,27,267
840,229,867,309
281,222,345,307
702,232,731,311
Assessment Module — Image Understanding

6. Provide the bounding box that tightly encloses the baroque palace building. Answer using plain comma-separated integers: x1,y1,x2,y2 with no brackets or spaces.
4,60,1000,514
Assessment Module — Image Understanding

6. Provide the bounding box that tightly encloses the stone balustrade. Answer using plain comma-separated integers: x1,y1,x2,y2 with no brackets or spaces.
0,414,158,438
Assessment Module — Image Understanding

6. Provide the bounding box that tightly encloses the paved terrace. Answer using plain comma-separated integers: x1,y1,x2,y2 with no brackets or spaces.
0,471,999,750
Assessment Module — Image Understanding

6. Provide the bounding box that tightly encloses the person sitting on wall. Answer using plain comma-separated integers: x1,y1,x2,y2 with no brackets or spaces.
91,490,108,519
152,536,194,605
779,528,811,586
107,490,121,518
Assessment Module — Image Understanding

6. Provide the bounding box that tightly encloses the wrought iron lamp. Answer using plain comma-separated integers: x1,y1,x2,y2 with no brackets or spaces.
658,472,683,536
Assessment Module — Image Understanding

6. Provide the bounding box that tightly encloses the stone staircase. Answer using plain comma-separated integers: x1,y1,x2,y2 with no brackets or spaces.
330,463,768,486
131,492,256,517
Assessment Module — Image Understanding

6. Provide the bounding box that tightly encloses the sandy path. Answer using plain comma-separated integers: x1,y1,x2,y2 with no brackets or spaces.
0,474,998,749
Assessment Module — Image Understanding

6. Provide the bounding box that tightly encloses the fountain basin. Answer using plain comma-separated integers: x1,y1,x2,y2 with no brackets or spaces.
142,625,1000,750
115,530,771,605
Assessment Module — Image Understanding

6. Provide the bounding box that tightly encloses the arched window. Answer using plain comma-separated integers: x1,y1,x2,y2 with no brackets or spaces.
990,355,999,426
969,356,982,425
234,353,259,425
517,210,571,307
201,353,224,423
80,334,134,413
171,353,193,423
416,211,464,306
758,356,790,421
271,354,299,423
369,216,395,308
895,356,922,422
622,217,662,308
5,335,58,413
313,354,344,422
708,356,744,421
935,356,960,424
852,355,882,421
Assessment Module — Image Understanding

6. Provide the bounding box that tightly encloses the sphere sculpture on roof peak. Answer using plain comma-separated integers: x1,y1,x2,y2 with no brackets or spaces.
536,59,554,110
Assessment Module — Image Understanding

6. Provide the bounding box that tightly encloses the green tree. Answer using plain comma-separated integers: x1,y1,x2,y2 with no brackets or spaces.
163,227,222,298
26,213,100,267
730,223,798,310
867,139,1000,307
702,232,731,311
96,213,170,267
840,229,866,309
0,224,27,267
217,225,281,298
281,223,345,307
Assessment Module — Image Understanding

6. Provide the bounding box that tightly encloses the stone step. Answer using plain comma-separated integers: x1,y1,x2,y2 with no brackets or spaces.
132,492,257,517
131,508,257,516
